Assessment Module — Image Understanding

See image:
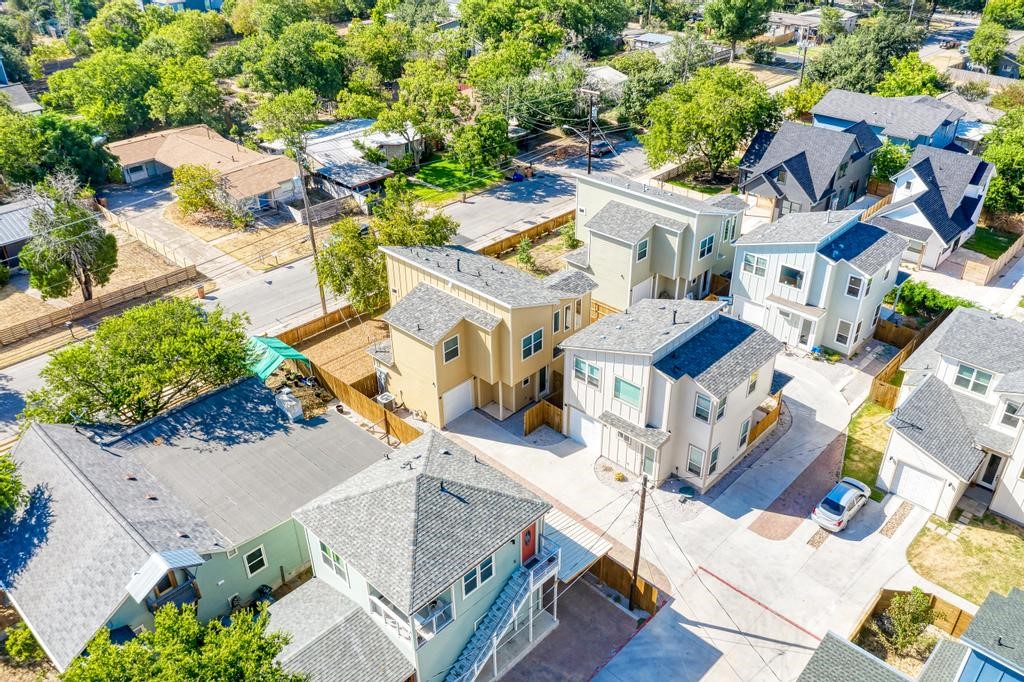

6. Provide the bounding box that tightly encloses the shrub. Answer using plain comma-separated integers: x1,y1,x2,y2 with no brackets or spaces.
173,163,219,214
956,80,990,102
560,221,581,250
882,587,934,655
884,280,974,317
4,623,45,663
0,264,10,287
516,237,536,271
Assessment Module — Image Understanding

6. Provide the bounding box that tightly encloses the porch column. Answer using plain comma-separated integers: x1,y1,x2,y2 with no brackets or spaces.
553,579,558,621
492,634,498,677
528,588,534,642
498,383,504,419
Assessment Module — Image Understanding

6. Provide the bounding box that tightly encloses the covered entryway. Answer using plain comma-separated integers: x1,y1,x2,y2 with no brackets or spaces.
568,408,602,453
442,379,475,426
892,462,944,512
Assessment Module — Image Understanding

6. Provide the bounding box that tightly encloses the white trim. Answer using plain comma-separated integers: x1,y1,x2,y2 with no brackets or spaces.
226,548,238,559
521,328,543,360
613,376,642,409
442,334,460,364
777,264,805,290
636,238,649,262
461,554,495,599
845,274,863,298
243,545,268,578
694,393,712,423
835,318,853,346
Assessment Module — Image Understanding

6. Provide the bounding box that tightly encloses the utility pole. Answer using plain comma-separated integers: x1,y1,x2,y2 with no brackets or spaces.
293,144,328,316
628,474,648,612
582,89,599,175
908,0,916,22
798,30,809,86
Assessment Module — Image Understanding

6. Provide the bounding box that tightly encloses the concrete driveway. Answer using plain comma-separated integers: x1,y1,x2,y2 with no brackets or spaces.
445,354,930,680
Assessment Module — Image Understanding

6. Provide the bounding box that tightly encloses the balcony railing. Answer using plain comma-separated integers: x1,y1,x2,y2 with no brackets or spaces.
368,594,412,641
146,577,201,613
415,601,455,643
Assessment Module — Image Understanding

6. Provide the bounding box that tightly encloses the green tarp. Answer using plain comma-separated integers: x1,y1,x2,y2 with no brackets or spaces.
249,337,310,381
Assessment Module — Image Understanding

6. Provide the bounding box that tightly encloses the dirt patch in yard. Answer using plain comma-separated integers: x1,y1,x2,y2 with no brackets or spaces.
296,319,389,384
53,232,180,306
165,201,238,242
498,230,572,276
0,288,58,327
857,619,946,677
748,432,845,541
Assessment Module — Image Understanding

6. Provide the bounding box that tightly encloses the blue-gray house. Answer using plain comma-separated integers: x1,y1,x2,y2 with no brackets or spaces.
811,89,966,150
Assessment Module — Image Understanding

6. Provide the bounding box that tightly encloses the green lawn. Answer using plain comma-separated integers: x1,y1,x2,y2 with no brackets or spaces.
667,177,738,196
843,402,892,502
887,370,905,388
411,157,504,204
963,227,1019,259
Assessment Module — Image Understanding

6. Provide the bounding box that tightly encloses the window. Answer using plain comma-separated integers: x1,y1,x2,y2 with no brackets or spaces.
739,418,750,448
954,363,992,396
564,305,571,331
846,276,863,298
709,445,720,475
522,376,530,386
154,571,176,597
1002,401,1022,429
778,265,804,289
747,371,758,396
521,329,543,360
694,394,712,423
865,278,872,297
128,164,145,174
574,358,600,387
884,264,891,281
244,546,267,577
687,445,705,476
777,169,788,183
618,431,633,447
319,541,348,583
872,304,882,327
719,215,738,243
779,199,801,215
442,335,459,363
837,161,848,179
699,234,715,259
462,555,494,598
835,319,852,346
853,320,863,343
716,396,727,421
553,309,560,334
636,239,649,262
614,377,642,408
743,254,767,277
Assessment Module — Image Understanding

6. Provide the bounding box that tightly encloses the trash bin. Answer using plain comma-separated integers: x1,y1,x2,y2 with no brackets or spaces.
195,284,205,299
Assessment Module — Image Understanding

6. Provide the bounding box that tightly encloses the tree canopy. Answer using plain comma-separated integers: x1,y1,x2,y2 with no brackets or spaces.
871,139,912,181
346,18,413,82
968,20,1009,73
248,20,350,98
874,52,949,97
776,80,828,120
0,452,24,514
144,56,223,127
982,108,1024,213
22,298,252,425
251,88,318,151
992,82,1024,111
450,112,515,176
663,27,713,81
703,0,774,58
984,0,1024,29
805,14,923,93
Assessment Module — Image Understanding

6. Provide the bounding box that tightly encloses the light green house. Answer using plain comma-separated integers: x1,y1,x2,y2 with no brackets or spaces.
269,431,562,682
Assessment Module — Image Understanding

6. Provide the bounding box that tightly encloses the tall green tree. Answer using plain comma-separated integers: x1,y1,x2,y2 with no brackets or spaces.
703,0,775,60
450,112,515,176
984,0,1024,29
22,298,252,425
874,52,949,97
18,172,118,302
992,82,1024,111
458,0,563,51
316,177,458,311
816,6,845,41
0,108,44,189
663,26,713,80
557,0,631,56
251,88,318,151
0,43,30,82
62,604,301,681
249,21,349,98
145,56,223,127
139,9,229,58
0,452,24,514
871,139,912,181
227,0,313,36
0,111,115,188
969,20,1009,73
346,18,412,82
776,80,828,119
642,66,779,179
983,108,1024,213
805,14,923,93
84,0,147,50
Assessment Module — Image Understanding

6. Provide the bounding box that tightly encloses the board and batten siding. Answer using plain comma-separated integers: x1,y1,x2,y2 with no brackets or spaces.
563,349,652,428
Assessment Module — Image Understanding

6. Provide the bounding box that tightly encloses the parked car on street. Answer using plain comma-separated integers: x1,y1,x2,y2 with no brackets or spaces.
811,477,871,532
940,39,960,49
590,141,614,157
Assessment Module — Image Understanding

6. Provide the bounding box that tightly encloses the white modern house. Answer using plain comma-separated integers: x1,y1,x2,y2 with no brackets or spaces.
868,145,994,270
558,299,786,492
879,308,1024,523
731,210,907,354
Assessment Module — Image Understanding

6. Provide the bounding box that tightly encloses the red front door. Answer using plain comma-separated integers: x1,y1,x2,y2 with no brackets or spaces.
520,523,536,564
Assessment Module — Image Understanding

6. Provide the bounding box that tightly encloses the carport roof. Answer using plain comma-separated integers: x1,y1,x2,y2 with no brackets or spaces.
543,509,611,582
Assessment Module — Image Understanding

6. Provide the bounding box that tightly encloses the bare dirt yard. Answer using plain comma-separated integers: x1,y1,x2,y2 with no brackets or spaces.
296,319,390,384
54,230,180,306
498,230,572,276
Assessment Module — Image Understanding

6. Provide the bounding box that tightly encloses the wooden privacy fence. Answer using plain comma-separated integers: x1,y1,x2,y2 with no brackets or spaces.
96,203,192,268
873,318,919,349
590,299,621,323
312,364,422,445
748,390,784,445
0,265,199,346
860,193,893,221
868,310,951,410
274,304,383,346
523,400,563,436
867,178,895,198
850,588,973,641
587,554,660,615
477,210,575,257
960,232,1024,286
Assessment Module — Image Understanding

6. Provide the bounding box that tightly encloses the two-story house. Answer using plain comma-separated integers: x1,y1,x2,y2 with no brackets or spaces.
878,308,1024,523
369,245,596,428
563,174,748,312
270,431,559,682
738,121,881,221
0,378,391,673
868,145,994,270
559,299,786,491
731,210,907,354
811,89,965,149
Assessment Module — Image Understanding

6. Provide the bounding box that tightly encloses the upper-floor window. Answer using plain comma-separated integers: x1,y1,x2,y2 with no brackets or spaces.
846,275,863,298
553,309,561,334
564,305,571,331
743,253,767,277
709,445,720,475
954,363,991,396
779,199,801,215
716,396,727,421
320,541,349,584
521,329,543,360
884,264,891,281
739,418,750,448
244,546,267,578
687,445,705,476
462,555,494,598
837,161,848,179
865,278,872,297
443,335,460,363
872,304,882,327
747,371,759,396
853,320,863,343
1002,401,1022,429
776,169,788,184
614,377,642,408
778,265,804,289
694,394,712,423
636,239,649,262
574,357,600,387
699,234,715,259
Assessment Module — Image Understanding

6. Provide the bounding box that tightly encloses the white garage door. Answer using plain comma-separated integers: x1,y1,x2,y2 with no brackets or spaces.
569,409,602,452
630,276,654,304
740,300,766,328
892,463,943,512
442,379,474,426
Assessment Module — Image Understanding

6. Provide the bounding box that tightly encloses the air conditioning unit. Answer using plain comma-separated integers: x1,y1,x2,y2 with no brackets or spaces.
376,392,397,412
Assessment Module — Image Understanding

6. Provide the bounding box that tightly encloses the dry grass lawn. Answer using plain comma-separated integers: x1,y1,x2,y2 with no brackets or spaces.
165,202,238,242
499,231,572,276
842,402,892,502
0,289,58,327
215,223,333,271
55,234,180,306
907,512,1024,605
296,319,389,384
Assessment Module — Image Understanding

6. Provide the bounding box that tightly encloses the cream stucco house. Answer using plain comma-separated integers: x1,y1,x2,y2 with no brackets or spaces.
558,298,787,491
879,308,1024,523
563,174,748,313
368,245,596,429
731,210,907,355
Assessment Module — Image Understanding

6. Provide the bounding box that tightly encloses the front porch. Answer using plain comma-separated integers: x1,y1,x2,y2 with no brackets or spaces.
960,484,993,518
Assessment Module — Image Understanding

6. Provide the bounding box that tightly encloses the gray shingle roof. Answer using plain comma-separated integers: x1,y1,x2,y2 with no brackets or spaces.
598,411,670,449
704,193,749,212
812,90,964,141
888,376,985,480
366,338,394,367
735,210,861,246
382,283,501,345
817,221,907,274
0,198,45,247
293,431,549,613
798,631,910,681
560,299,723,355
0,83,42,114
962,588,1024,672
381,245,563,308
541,268,597,296
919,639,969,682
931,307,1024,375
563,246,589,269
868,215,933,243
653,316,783,399
584,200,688,245
269,578,414,682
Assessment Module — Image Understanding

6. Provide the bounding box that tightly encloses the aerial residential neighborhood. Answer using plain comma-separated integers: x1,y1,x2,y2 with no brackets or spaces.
2,0,1024,681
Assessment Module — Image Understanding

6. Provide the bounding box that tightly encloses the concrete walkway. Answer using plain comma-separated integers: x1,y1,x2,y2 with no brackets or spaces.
907,244,1024,318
